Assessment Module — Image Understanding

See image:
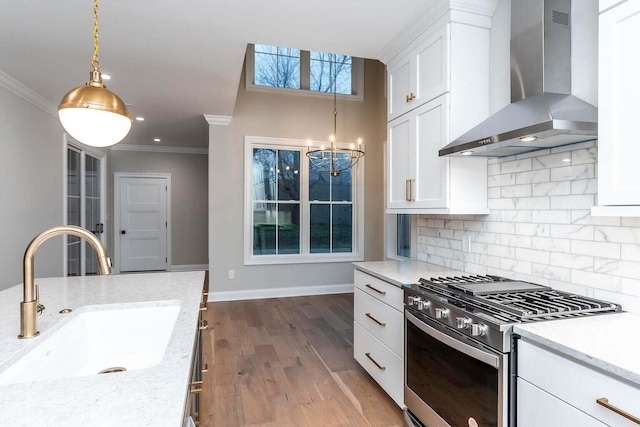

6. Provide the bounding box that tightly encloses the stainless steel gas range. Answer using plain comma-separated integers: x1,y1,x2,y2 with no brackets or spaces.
403,275,621,427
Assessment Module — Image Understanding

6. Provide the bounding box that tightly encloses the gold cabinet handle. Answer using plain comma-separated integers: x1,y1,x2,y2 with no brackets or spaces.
365,313,386,327
405,179,411,201
405,92,416,102
199,305,207,311
365,284,386,295
202,363,208,373
190,380,204,393
597,398,640,425
409,179,415,202
365,352,386,371
199,319,208,330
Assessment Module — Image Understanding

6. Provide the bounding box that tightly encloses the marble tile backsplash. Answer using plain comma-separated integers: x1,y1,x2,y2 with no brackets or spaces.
417,141,640,314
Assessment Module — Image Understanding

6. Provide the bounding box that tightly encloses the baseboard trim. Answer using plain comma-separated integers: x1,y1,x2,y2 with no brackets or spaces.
209,283,354,302
171,264,209,272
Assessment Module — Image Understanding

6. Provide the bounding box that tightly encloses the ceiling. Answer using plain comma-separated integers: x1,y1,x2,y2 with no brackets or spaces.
0,0,437,148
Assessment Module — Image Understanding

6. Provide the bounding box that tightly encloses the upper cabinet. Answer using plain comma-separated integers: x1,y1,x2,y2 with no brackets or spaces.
387,26,448,122
593,0,640,216
384,8,494,214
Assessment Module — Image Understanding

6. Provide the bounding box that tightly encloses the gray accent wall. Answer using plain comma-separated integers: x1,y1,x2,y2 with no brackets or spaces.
108,150,208,268
208,59,386,295
0,86,65,290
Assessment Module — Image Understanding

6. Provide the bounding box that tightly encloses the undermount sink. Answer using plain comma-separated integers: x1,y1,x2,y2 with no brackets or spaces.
0,302,181,385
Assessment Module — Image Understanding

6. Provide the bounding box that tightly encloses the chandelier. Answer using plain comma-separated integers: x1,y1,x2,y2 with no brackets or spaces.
306,56,364,177
58,0,132,147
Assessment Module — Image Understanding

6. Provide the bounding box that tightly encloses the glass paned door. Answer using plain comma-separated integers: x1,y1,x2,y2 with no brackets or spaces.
67,149,81,276
66,146,104,276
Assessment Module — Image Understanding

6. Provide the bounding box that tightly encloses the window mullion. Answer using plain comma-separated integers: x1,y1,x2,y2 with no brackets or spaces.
301,149,310,255
300,50,310,90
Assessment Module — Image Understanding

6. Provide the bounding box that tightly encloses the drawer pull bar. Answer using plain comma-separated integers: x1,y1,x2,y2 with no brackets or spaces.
365,353,386,371
365,313,386,327
365,284,386,295
596,398,640,425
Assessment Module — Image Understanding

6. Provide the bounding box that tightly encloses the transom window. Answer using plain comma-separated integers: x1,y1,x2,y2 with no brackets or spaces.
244,136,364,265
246,44,364,99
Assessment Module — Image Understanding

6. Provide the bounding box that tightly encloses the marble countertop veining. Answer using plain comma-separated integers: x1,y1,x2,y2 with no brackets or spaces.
0,271,205,427
514,312,640,386
352,260,465,287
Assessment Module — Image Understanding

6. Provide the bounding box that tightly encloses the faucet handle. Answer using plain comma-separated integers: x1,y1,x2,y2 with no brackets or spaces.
35,284,39,304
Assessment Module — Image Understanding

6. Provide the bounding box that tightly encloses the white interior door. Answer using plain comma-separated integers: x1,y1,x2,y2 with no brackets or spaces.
118,176,169,272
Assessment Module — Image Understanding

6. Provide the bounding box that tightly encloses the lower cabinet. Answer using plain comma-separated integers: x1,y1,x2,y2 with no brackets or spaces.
353,270,404,407
517,339,640,426
184,283,208,426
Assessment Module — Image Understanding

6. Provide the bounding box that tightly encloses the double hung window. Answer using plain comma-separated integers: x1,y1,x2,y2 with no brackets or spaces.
245,136,364,264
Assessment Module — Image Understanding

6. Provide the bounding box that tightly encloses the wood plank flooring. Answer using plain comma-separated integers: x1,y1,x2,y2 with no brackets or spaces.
200,293,404,427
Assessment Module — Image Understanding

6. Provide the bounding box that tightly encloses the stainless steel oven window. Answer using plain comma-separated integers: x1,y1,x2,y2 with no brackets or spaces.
405,310,508,427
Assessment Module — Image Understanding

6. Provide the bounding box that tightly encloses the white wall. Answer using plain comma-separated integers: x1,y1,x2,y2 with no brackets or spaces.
208,59,387,299
109,149,208,268
0,84,65,290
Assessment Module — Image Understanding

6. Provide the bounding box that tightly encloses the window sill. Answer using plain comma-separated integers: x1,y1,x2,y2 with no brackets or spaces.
245,253,364,266
246,83,364,102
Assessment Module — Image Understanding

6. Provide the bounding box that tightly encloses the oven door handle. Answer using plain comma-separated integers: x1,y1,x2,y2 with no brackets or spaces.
406,310,500,369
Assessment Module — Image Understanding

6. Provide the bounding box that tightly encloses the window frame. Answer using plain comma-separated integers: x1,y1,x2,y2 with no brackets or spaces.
385,214,416,261
244,136,365,265
245,44,365,101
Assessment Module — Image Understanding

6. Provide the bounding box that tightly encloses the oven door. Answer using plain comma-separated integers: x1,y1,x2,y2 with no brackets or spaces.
404,308,508,427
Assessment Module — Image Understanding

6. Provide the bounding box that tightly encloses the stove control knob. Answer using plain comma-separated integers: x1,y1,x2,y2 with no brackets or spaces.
456,317,472,329
435,308,450,319
418,300,431,311
408,296,421,306
471,323,488,337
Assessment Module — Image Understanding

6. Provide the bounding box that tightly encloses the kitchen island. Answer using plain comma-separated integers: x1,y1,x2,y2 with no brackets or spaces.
0,271,205,427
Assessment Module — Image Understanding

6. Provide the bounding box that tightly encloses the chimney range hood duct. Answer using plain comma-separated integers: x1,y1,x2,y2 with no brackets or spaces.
439,0,597,157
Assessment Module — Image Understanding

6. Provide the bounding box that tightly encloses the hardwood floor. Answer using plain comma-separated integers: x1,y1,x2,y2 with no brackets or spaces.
200,293,404,427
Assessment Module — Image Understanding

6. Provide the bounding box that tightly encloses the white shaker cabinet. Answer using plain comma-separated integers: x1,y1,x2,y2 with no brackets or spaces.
385,16,490,215
387,25,448,122
593,0,640,215
517,339,640,426
353,270,404,408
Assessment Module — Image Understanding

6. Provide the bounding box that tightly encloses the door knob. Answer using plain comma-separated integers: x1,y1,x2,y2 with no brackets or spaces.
120,230,126,235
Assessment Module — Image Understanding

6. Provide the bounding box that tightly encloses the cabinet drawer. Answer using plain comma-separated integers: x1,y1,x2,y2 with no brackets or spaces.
518,340,640,426
517,378,606,427
354,288,404,356
354,322,404,408
354,270,403,310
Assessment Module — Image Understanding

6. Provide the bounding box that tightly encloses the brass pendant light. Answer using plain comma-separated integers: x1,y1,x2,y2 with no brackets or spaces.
58,0,132,147
306,55,364,177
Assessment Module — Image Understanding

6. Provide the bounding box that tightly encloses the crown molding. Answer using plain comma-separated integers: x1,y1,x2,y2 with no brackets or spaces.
110,144,208,155
0,70,58,117
203,114,232,126
377,0,499,64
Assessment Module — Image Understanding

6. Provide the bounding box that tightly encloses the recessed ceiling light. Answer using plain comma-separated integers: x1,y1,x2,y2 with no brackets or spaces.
562,158,571,162
153,138,161,142
520,136,538,142
461,151,474,156
135,117,144,121
101,74,111,80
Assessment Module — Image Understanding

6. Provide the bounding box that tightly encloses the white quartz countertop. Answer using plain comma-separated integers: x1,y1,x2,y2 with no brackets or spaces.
353,260,465,287
0,271,205,427
514,312,640,386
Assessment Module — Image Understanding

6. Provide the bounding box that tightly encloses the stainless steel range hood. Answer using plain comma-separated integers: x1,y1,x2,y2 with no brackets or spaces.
439,0,597,157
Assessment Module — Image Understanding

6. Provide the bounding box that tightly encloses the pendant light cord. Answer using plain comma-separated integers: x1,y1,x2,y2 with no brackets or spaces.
91,0,100,72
